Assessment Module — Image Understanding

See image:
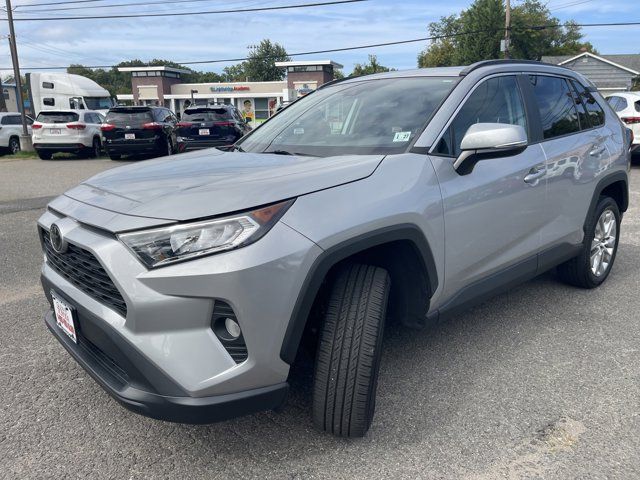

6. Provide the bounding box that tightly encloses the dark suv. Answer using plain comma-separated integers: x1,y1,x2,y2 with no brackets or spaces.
176,105,251,152
101,106,178,160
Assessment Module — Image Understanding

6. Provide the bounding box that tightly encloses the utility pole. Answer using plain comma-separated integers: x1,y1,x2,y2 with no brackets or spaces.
5,0,33,151
504,0,511,59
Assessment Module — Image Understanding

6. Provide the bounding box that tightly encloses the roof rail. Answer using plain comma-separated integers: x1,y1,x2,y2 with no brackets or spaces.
459,59,561,76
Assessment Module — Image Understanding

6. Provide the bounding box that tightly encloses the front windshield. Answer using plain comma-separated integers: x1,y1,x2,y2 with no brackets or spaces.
238,76,458,157
84,97,115,110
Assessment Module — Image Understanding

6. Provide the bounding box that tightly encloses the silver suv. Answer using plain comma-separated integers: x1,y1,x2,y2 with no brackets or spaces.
39,61,630,437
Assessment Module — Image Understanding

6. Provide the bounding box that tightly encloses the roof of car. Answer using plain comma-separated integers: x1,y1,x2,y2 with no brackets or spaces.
332,60,575,85
606,91,640,98
184,105,232,110
36,109,100,114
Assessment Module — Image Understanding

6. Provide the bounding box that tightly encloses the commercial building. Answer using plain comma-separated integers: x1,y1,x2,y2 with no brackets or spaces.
542,52,640,93
116,60,342,127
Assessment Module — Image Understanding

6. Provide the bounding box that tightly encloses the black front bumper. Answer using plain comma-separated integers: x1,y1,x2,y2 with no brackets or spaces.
42,279,288,424
177,139,234,152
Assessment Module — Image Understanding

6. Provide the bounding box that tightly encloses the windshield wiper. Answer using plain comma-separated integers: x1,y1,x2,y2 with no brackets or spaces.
267,150,318,157
270,150,293,155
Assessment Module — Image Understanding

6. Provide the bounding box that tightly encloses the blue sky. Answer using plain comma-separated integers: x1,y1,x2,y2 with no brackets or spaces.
1,0,638,77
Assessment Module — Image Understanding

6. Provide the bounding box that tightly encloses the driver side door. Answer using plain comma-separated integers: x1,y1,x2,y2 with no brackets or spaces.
428,74,549,307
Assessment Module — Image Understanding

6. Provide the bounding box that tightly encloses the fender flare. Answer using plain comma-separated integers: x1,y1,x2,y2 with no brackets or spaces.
585,171,628,230
279,224,438,364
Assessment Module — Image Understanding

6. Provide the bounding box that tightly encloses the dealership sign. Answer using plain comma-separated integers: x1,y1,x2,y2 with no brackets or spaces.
210,86,250,92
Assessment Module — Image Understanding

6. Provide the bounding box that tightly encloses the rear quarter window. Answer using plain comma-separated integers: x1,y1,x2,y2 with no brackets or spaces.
36,112,79,123
1,115,22,125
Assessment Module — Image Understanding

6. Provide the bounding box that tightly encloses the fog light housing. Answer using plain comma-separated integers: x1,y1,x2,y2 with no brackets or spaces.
211,301,248,363
224,318,241,339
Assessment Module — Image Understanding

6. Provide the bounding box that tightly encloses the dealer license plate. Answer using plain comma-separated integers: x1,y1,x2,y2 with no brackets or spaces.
198,129,210,136
52,292,77,343
124,133,136,140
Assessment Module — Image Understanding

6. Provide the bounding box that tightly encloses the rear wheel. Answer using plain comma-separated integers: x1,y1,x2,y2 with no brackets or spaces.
312,263,390,437
89,137,101,158
108,152,121,160
165,137,173,156
558,196,620,288
8,136,20,155
37,150,53,160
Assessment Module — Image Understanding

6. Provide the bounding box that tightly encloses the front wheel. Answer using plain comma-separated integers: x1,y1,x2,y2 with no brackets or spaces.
558,196,621,288
312,263,390,437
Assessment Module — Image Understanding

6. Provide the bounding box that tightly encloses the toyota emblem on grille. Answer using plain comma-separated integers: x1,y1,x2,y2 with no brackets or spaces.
50,223,67,254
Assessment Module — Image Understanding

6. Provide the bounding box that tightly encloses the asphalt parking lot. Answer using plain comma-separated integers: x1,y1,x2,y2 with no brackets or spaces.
1,156,639,479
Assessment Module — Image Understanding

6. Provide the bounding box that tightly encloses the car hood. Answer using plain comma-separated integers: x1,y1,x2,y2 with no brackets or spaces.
63,148,384,223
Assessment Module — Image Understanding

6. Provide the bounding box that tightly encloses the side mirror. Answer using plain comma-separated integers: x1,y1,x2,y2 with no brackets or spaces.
454,123,527,175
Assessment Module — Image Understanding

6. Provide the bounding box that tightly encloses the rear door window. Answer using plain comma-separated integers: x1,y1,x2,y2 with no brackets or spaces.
435,75,526,157
528,75,580,139
36,112,79,123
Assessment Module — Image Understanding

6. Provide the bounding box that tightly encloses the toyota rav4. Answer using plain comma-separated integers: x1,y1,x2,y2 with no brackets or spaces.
38,61,630,437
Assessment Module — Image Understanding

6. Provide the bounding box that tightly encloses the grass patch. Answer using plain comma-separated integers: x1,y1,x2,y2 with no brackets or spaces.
0,150,38,161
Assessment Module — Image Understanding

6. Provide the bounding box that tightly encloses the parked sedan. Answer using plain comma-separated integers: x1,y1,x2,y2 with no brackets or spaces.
101,106,178,160
606,92,640,154
176,105,251,152
0,112,33,154
32,110,104,160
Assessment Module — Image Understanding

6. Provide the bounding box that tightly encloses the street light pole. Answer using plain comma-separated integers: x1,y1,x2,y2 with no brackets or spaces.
5,0,33,151
504,0,511,59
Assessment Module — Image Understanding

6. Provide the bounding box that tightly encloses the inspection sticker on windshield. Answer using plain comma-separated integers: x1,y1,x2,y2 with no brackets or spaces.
393,131,411,142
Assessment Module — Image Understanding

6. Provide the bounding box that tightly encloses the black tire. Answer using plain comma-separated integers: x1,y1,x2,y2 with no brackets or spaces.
89,137,101,159
161,136,173,157
108,152,121,160
37,150,53,160
557,196,621,288
312,263,390,437
8,136,20,155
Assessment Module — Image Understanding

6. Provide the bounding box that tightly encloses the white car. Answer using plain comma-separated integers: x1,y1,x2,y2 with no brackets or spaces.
0,112,33,155
605,92,640,154
32,109,104,160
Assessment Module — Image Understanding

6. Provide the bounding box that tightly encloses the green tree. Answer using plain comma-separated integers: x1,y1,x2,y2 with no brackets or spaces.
351,55,394,77
418,0,596,68
418,15,461,67
222,63,247,82
243,39,290,81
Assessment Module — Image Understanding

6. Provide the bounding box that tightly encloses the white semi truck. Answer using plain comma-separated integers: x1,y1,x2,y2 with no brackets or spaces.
26,72,115,116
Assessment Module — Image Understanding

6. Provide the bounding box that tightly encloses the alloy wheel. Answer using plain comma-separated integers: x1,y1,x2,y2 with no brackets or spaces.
10,138,20,154
590,208,617,277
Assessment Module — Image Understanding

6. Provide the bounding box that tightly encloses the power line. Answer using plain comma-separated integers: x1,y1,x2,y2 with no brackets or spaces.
3,21,639,71
12,0,268,13
14,0,128,7
6,0,367,21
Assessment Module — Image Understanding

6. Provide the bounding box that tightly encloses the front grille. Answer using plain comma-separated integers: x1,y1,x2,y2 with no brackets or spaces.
42,229,128,317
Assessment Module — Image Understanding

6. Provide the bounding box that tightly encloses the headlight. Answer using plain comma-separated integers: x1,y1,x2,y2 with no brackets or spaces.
118,199,294,268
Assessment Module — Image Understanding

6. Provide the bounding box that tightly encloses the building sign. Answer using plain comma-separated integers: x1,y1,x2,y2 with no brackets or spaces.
293,81,317,98
209,86,251,92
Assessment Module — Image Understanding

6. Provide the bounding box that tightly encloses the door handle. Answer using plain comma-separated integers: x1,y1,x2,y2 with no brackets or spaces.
589,144,606,156
524,166,546,184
